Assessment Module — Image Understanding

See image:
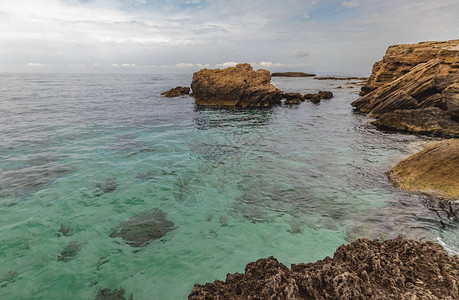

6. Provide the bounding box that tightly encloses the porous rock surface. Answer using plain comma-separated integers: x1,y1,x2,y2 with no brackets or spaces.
189,238,459,300
352,40,459,136
191,63,283,108
389,138,459,198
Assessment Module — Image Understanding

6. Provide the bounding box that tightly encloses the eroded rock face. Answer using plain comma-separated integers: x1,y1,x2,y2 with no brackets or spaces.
389,139,459,198
191,63,283,108
109,208,175,247
161,86,190,97
189,238,459,300
360,39,459,95
352,40,459,136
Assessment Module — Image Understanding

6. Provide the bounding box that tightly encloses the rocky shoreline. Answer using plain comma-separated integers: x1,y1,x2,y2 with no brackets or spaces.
189,238,459,299
186,40,459,299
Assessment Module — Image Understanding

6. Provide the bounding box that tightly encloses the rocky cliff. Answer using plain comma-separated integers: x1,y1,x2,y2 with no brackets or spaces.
191,63,283,108
360,39,459,95
189,238,459,299
352,40,459,137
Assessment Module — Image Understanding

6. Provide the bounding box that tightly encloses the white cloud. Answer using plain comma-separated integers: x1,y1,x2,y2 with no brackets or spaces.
216,62,238,68
175,63,210,68
28,62,46,67
292,50,309,57
111,64,136,67
342,0,360,8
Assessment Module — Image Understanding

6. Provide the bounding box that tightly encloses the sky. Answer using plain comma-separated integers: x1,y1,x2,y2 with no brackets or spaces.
0,0,458,75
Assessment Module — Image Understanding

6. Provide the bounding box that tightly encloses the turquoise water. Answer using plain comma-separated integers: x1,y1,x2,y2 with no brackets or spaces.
0,73,457,299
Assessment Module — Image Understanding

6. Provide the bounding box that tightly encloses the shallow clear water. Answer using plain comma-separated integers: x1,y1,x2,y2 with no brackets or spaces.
0,73,457,299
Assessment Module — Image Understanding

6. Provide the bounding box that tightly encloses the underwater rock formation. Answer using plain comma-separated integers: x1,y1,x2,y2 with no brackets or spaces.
189,238,459,299
95,287,133,300
109,208,175,247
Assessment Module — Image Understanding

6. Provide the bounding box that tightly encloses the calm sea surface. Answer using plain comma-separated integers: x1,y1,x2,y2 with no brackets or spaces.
0,73,457,299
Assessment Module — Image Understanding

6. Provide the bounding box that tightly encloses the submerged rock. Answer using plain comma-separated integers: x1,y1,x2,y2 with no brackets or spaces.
303,91,334,104
58,242,82,262
94,178,118,195
0,270,18,288
109,208,175,247
191,63,283,108
57,224,74,237
272,72,316,77
95,287,133,300
189,238,459,299
161,86,190,97
389,139,459,198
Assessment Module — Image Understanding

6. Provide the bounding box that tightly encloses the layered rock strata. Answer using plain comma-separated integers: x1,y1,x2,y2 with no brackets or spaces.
352,40,459,137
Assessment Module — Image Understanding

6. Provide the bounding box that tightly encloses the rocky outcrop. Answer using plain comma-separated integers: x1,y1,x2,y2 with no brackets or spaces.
389,139,459,198
373,107,459,137
304,91,334,104
191,63,283,108
360,39,459,96
352,40,459,136
161,86,190,97
283,93,304,104
189,238,459,299
272,72,316,77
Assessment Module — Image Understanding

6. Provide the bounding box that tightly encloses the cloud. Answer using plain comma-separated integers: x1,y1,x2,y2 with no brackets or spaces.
342,0,360,8
28,62,46,67
175,63,210,68
216,62,238,68
111,64,136,67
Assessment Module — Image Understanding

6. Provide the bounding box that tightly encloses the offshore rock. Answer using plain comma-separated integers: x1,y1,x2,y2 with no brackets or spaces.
161,86,190,97
283,93,304,104
189,238,459,299
191,63,283,108
272,72,316,77
389,139,459,198
304,91,334,104
360,39,459,96
109,208,175,247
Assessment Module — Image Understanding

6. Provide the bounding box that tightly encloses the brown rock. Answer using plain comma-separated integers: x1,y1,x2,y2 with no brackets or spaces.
360,39,459,96
272,72,316,77
189,238,459,299
283,93,304,104
191,63,283,108
372,107,459,137
161,86,190,97
304,91,334,104
389,139,459,198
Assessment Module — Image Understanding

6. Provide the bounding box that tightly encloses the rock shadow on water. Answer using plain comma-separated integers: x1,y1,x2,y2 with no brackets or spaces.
95,287,133,300
109,208,175,247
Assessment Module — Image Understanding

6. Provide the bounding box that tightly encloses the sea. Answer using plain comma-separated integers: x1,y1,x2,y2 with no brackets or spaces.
0,73,457,299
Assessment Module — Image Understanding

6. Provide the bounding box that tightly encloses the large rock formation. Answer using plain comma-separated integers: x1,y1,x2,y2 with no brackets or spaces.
389,139,459,198
360,39,459,95
189,238,459,299
191,63,283,108
352,40,459,137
